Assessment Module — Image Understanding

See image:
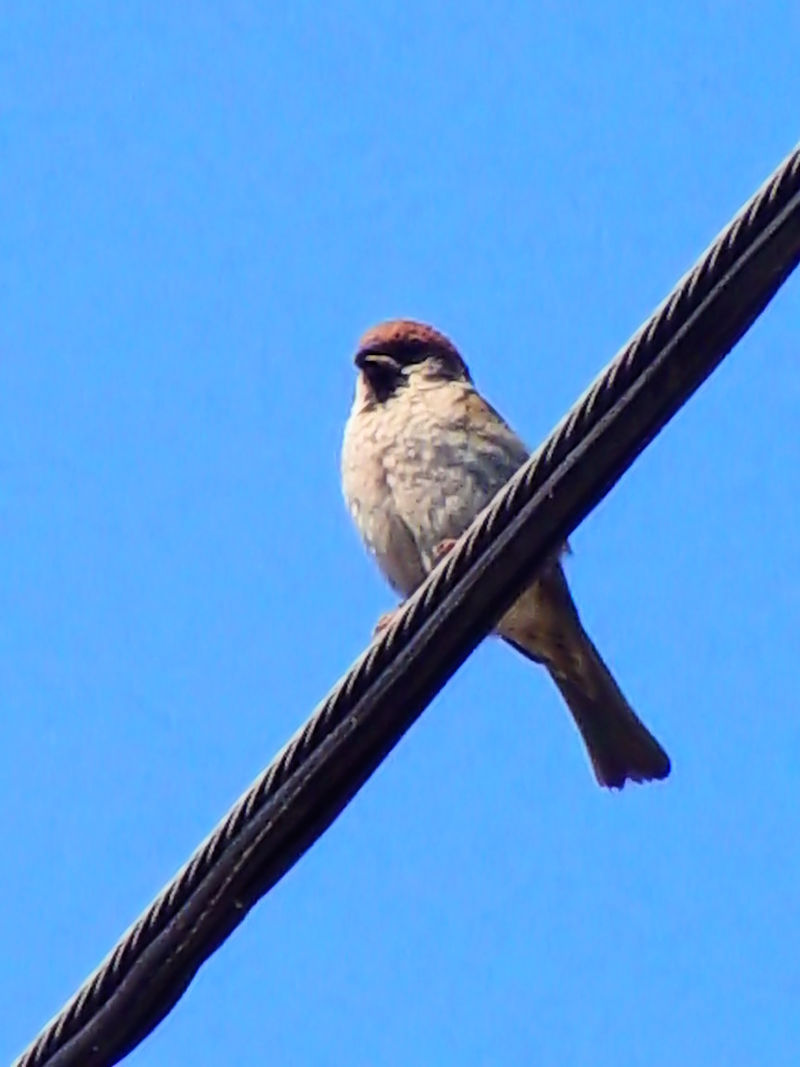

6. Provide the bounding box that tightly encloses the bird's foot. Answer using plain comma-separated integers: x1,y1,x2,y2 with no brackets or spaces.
372,540,458,638
372,608,399,637
432,538,458,562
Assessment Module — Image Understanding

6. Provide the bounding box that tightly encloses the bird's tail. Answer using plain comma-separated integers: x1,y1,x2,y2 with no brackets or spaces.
544,630,670,789
500,566,670,789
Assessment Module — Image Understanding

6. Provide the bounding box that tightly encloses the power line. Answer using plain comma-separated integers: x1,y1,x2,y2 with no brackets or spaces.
15,143,800,1067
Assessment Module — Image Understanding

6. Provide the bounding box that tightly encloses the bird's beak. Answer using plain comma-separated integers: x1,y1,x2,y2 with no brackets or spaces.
354,350,401,373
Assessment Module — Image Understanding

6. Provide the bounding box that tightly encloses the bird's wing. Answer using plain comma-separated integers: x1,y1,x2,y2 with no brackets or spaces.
375,508,428,596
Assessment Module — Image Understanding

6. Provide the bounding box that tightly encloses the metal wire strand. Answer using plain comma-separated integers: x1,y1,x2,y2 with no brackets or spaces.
15,143,800,1067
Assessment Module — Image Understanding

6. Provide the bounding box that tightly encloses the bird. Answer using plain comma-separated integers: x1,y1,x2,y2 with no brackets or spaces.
341,318,670,788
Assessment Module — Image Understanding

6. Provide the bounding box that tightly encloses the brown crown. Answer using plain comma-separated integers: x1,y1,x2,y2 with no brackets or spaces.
355,319,464,365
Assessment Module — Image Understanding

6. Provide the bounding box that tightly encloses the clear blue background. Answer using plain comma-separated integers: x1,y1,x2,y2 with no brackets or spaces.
2,4,799,1064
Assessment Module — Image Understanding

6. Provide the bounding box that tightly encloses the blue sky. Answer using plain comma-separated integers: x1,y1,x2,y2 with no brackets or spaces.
2,4,799,1064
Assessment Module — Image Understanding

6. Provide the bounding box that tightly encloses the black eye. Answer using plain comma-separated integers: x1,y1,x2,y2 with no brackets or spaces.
368,359,400,395
354,351,404,400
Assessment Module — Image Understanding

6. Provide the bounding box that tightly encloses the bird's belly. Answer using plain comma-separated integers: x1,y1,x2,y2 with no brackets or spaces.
385,436,519,570
342,402,528,592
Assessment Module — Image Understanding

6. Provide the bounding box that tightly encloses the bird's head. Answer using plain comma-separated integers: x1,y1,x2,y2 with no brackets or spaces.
353,319,471,403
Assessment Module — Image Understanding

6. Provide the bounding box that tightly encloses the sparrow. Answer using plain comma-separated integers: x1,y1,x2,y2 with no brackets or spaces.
341,319,670,788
